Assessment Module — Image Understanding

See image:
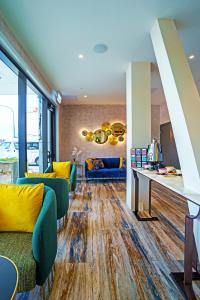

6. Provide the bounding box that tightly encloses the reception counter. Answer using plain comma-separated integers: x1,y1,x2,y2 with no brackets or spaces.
132,167,200,299
132,168,200,208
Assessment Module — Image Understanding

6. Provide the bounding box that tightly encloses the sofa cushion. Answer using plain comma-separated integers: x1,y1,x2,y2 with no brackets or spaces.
53,161,71,179
119,156,126,168
85,159,94,170
0,232,36,292
25,172,56,178
0,183,44,233
93,159,104,170
101,158,120,168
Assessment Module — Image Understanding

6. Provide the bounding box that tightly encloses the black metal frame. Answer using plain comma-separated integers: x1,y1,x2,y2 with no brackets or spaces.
0,45,56,177
18,72,27,177
171,207,200,299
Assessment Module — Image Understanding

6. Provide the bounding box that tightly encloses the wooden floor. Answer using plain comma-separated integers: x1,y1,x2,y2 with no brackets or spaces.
17,181,200,300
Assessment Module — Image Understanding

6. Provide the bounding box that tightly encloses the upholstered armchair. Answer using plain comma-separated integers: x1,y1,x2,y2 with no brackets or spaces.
17,177,69,227
45,163,77,192
0,186,57,297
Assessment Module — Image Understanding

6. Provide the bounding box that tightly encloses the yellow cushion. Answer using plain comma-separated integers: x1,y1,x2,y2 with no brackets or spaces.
0,183,44,233
25,172,56,178
53,161,71,179
86,159,94,171
119,156,123,168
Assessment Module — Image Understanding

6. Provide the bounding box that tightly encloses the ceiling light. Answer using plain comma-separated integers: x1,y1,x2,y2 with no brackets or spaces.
56,91,62,104
189,54,195,60
93,43,108,54
84,95,88,98
78,54,84,59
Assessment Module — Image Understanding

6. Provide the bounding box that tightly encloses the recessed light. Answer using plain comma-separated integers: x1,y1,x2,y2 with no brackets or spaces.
78,54,84,59
93,43,108,54
84,95,88,98
189,54,195,60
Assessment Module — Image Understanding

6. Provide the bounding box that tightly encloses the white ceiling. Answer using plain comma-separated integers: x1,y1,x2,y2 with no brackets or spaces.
0,0,200,104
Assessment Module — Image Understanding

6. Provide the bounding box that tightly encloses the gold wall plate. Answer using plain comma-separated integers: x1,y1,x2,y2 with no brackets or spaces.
101,122,111,131
82,130,88,136
110,123,125,137
118,135,124,142
109,136,118,145
86,132,94,142
93,129,108,144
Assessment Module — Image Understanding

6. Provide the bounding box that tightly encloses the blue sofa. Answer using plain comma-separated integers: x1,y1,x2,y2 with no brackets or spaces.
85,157,126,180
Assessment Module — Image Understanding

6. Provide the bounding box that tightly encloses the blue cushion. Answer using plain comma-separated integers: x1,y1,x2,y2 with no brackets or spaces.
101,158,120,168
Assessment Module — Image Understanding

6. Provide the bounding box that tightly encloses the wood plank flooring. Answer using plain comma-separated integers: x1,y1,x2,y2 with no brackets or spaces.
17,181,200,300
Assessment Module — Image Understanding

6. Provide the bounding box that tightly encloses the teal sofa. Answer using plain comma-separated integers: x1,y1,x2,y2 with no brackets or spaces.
45,163,77,192
0,186,57,292
17,177,69,220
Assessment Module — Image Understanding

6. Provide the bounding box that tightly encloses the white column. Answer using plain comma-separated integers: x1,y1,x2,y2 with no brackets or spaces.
151,18,200,257
126,62,151,209
151,18,200,193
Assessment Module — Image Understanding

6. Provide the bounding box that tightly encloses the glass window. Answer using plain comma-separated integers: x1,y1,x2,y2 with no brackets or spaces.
0,142,11,150
26,85,42,173
0,50,56,177
14,142,19,150
0,59,19,183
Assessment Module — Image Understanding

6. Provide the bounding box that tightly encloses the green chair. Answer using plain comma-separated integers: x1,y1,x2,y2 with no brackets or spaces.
17,177,69,222
45,163,77,192
0,186,57,294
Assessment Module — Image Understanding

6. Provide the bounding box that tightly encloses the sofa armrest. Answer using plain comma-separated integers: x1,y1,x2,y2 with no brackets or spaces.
85,161,89,177
17,177,69,219
70,164,77,191
32,186,57,286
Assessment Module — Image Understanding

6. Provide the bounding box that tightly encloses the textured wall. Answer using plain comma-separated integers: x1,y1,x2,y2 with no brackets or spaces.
59,105,126,164
151,105,160,141
59,104,160,164
160,103,170,124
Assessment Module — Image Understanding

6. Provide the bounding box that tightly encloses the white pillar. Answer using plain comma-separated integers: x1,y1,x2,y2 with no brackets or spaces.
126,62,151,209
151,18,200,257
151,18,200,193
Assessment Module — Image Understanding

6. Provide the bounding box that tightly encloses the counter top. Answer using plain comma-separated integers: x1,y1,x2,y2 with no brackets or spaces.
132,168,200,207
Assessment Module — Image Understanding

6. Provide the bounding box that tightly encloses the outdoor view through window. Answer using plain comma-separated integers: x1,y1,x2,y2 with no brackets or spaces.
0,59,41,183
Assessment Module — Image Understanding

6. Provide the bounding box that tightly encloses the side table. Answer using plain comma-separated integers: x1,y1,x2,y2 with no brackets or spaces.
76,163,84,178
0,255,18,300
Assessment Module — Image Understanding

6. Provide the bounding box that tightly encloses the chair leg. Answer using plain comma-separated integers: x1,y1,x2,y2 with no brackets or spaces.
51,268,54,282
53,263,56,274
65,214,68,225
47,276,51,295
40,285,46,300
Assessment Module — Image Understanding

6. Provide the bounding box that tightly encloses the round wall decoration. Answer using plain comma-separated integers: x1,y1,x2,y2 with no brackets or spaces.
82,130,88,136
110,123,126,137
118,136,124,142
108,136,118,145
101,122,111,131
81,121,126,145
93,129,108,144
86,132,94,142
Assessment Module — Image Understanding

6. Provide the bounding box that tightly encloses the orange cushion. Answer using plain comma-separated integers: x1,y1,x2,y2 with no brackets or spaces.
86,159,94,170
